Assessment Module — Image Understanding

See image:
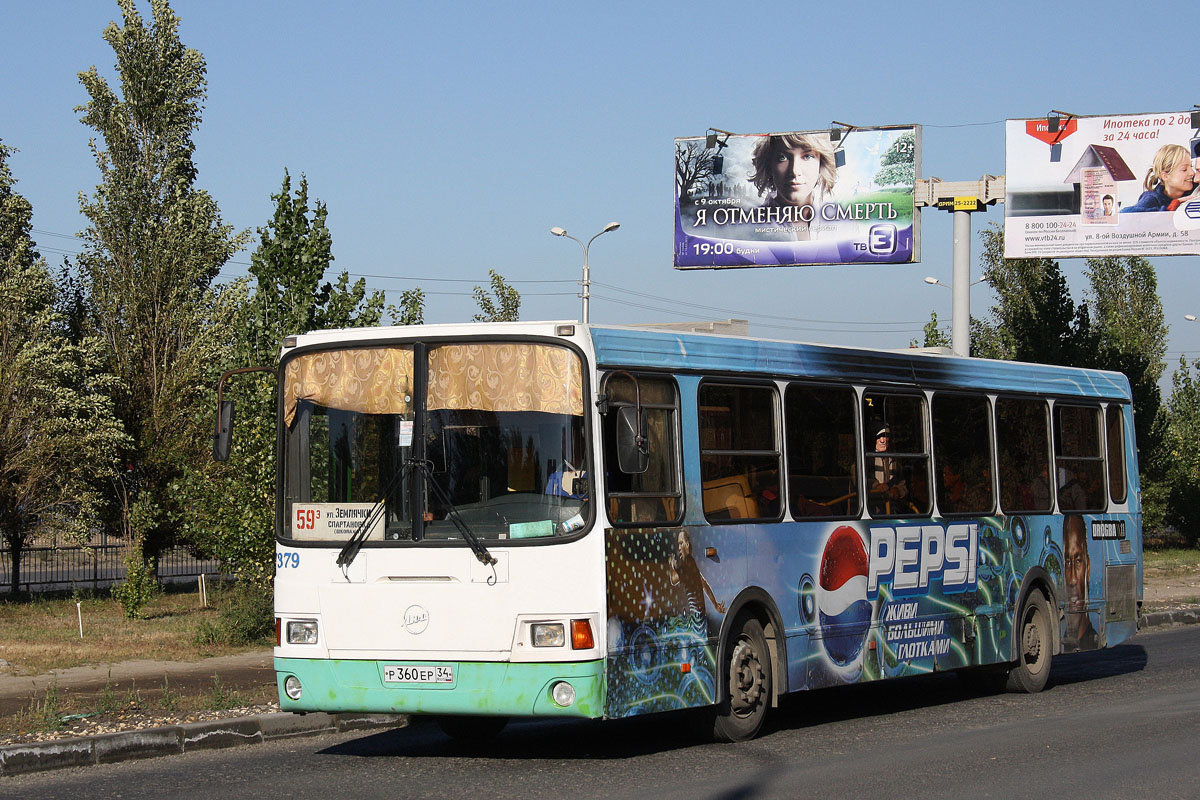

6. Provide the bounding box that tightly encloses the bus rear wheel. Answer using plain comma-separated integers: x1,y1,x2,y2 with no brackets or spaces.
436,714,509,742
1006,591,1052,693
711,616,772,742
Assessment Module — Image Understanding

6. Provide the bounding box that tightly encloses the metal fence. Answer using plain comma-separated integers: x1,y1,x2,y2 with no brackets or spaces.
0,543,222,595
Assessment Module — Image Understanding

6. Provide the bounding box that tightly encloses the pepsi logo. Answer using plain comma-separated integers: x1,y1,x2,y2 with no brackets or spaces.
818,526,872,668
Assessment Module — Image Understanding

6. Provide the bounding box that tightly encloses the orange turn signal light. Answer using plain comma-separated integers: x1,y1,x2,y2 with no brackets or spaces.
275,617,282,647
570,619,595,650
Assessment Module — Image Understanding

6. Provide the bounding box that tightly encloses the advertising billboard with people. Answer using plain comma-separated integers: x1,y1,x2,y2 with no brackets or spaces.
674,125,921,269
1005,111,1200,258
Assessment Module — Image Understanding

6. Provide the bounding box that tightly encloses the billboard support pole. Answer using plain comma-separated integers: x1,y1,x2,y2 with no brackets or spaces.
915,176,1006,357
952,210,971,357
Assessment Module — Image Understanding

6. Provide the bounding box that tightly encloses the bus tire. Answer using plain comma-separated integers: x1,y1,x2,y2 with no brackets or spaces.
1006,591,1053,693
711,616,772,742
436,714,508,742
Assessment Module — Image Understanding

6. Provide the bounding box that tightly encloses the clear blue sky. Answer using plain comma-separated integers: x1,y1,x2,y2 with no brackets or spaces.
3,0,1197,388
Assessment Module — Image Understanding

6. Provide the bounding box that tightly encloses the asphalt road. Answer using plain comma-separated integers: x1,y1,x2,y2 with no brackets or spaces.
5,625,1198,800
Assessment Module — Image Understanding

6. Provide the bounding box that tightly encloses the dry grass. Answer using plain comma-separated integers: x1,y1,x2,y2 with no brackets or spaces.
2,676,280,743
1143,548,1200,579
0,590,259,676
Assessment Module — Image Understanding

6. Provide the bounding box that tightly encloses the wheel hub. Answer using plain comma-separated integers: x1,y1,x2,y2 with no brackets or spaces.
1023,616,1042,662
729,639,766,714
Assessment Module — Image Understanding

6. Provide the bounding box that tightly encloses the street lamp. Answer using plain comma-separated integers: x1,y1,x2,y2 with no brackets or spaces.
922,275,986,356
1186,314,1197,322
550,222,620,324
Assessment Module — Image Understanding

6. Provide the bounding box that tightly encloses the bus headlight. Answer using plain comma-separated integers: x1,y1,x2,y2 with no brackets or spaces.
287,620,319,644
284,675,303,701
551,681,576,707
531,623,565,647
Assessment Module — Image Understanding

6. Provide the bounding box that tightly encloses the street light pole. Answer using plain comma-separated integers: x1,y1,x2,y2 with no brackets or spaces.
923,273,987,354
550,222,620,324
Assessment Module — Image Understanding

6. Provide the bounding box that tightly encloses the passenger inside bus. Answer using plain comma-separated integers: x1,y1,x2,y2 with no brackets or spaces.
867,422,909,515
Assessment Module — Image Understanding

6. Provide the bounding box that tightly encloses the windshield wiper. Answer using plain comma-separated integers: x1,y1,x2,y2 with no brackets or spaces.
410,459,498,568
335,460,412,573
335,457,497,576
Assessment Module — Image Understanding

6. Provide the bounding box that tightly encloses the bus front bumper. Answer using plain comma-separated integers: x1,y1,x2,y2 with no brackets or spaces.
274,657,605,718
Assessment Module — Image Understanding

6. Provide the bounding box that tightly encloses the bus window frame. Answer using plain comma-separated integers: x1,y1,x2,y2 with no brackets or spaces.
697,379,785,524
1052,401,1108,513
601,371,685,528
1105,403,1129,505
995,395,1054,515
861,389,932,519
783,381,861,521
931,391,997,517
276,334,595,549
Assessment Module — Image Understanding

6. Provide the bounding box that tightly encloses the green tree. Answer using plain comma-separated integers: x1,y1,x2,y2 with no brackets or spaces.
473,270,521,322
392,288,425,325
973,225,1090,365
241,171,383,359
911,311,951,349
174,172,382,586
1163,357,1200,544
873,131,916,187
76,0,250,598
0,141,128,593
1084,256,1168,527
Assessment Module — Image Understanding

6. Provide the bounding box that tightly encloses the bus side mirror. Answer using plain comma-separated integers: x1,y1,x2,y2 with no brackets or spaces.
616,406,649,474
213,399,235,462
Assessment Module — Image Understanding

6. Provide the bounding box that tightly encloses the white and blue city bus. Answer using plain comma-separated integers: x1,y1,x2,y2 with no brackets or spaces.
217,320,1141,741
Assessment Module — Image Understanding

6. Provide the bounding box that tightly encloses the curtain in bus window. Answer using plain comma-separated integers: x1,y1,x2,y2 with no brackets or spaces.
283,347,414,427
427,344,583,415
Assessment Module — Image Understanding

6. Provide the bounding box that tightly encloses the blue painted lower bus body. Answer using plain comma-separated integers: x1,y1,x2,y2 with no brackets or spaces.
603,512,1141,718
274,657,605,718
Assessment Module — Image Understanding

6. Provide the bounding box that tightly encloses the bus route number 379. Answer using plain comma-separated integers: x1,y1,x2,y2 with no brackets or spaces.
383,664,454,684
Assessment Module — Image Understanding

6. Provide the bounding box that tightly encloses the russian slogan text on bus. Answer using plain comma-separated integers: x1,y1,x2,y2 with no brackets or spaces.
866,523,979,599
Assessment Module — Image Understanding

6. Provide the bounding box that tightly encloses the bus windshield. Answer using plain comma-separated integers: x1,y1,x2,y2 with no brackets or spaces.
281,341,588,543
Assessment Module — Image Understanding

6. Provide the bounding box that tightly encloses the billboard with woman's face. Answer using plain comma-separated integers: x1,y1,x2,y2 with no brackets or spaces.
1005,111,1200,258
673,125,921,269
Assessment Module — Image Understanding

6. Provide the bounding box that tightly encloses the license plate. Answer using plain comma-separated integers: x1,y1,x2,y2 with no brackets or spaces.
383,664,454,684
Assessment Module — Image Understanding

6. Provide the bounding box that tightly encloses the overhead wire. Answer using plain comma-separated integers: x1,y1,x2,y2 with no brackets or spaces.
29,225,926,332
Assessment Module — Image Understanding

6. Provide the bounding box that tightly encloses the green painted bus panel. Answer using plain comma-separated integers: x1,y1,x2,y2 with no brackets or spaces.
274,657,605,718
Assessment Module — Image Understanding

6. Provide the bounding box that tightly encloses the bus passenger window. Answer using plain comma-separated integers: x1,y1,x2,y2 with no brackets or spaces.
785,384,859,518
1054,404,1106,512
1106,406,1128,504
996,397,1052,513
932,394,994,515
602,374,682,526
699,384,781,522
862,392,931,517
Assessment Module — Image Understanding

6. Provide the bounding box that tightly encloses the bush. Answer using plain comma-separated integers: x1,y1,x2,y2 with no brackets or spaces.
112,554,159,619
194,582,274,646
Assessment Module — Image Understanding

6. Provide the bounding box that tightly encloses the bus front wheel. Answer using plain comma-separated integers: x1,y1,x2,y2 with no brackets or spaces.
711,616,772,742
1006,591,1052,693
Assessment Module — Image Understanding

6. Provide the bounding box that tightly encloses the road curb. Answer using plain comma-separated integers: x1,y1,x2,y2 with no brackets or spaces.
0,712,407,777
1139,606,1200,629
